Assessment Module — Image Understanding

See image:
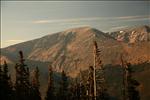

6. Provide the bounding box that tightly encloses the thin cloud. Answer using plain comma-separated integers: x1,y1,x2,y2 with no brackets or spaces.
116,15,150,20
33,15,150,24
5,39,25,43
110,25,129,31
33,17,102,24
117,15,142,19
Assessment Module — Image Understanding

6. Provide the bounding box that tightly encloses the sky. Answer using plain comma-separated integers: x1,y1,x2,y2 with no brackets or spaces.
1,1,150,48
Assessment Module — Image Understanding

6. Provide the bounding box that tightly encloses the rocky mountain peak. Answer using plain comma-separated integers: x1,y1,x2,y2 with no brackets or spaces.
109,25,150,43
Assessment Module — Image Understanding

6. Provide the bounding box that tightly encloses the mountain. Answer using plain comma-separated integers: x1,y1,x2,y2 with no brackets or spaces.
1,26,150,77
109,25,150,43
0,27,118,76
1,25,150,100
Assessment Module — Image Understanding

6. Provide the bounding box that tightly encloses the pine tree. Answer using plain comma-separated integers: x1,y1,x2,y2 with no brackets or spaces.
45,65,55,100
69,60,84,100
58,70,69,100
30,67,41,100
93,41,108,100
70,78,81,100
121,55,140,100
0,65,3,99
0,65,2,80
15,51,31,100
0,61,13,100
87,66,94,100
79,70,88,100
126,63,140,100
69,70,87,100
68,81,74,100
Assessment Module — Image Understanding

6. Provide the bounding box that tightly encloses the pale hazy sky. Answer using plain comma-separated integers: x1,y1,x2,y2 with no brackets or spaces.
1,1,150,48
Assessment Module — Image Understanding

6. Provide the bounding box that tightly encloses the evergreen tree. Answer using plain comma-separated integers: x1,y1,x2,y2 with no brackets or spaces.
0,61,13,100
67,79,74,100
126,63,140,100
69,70,87,100
0,65,3,99
87,66,94,100
15,51,31,100
45,65,55,100
93,41,109,100
69,79,81,100
30,67,41,100
58,70,69,100
121,54,140,100
79,70,87,100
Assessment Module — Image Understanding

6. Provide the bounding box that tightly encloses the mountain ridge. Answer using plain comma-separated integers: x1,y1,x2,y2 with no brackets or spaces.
109,25,150,43
1,25,150,76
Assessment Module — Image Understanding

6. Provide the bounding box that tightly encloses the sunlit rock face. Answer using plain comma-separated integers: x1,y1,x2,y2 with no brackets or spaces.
109,25,150,43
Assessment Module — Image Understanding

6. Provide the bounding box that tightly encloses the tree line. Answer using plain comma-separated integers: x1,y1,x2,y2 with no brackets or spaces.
0,41,140,100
